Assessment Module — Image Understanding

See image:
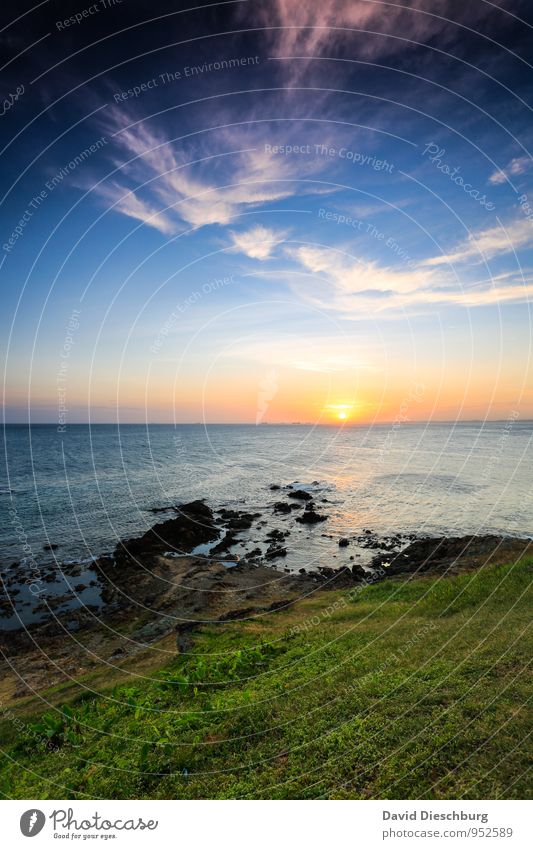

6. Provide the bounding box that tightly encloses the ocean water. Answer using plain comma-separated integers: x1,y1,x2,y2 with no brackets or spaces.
1,421,532,579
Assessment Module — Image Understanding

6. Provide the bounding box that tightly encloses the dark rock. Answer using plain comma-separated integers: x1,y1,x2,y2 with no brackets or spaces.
110,647,125,658
266,528,289,541
269,484,281,490
296,508,327,524
43,543,59,551
371,535,512,577
217,509,240,519
273,501,291,514
211,531,238,554
223,510,261,530
115,500,219,563
227,517,253,530
288,489,313,501
338,538,349,547
265,546,287,560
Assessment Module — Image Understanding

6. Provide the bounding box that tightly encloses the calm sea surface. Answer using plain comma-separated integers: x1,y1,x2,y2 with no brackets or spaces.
1,422,531,577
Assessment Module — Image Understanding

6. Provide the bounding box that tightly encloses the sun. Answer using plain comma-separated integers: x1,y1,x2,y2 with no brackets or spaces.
325,403,353,423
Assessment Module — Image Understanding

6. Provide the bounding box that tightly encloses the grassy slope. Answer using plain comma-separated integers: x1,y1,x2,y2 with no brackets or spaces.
1,557,531,799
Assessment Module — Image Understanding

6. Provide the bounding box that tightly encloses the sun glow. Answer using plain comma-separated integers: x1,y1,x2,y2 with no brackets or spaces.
325,403,354,423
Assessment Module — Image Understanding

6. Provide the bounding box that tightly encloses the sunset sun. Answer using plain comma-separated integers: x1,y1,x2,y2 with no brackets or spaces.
325,404,353,423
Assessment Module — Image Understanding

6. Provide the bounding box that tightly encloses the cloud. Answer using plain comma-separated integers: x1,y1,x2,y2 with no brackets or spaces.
228,225,288,259
252,0,495,83
423,217,533,266
255,0,374,59
95,180,176,235
488,156,533,185
93,111,333,234
284,233,533,316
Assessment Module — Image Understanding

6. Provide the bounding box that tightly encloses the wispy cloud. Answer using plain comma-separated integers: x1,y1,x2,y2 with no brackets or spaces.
93,111,332,234
423,217,533,266
254,0,492,84
283,219,533,315
94,180,177,235
228,224,288,259
488,156,533,185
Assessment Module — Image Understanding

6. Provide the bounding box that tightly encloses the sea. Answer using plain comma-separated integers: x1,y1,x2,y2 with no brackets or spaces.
1,422,532,627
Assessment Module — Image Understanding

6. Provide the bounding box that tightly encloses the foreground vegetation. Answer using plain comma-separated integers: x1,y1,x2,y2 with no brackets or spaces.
1,557,532,799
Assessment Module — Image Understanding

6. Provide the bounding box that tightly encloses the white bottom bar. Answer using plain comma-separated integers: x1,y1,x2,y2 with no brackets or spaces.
3,799,530,848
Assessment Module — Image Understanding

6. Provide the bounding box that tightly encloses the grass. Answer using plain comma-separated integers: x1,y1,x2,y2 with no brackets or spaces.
0,557,531,799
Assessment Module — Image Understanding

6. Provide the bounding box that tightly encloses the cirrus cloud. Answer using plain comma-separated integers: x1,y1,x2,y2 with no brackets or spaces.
228,224,289,259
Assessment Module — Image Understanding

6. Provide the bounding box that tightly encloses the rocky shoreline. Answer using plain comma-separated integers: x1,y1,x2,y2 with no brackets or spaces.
1,486,531,699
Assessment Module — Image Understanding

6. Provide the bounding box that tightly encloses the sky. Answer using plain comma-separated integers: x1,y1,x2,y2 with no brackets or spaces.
1,0,532,425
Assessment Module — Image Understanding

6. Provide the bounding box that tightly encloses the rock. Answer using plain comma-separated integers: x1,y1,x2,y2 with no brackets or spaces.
110,647,125,658
217,508,240,519
273,501,291,514
371,535,512,577
296,508,327,524
265,546,287,560
288,489,313,501
338,538,349,547
223,510,261,530
115,499,219,562
211,531,238,554
43,543,59,551
74,583,87,592
351,564,367,581
226,517,253,530
266,529,289,541
269,484,281,490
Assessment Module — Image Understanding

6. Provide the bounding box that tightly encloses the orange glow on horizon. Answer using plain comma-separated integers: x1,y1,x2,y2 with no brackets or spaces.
324,403,355,424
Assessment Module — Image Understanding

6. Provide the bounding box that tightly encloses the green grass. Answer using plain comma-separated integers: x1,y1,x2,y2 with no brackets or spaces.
1,557,532,799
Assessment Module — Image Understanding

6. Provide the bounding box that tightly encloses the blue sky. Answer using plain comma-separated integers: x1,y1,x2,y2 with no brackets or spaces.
1,0,532,423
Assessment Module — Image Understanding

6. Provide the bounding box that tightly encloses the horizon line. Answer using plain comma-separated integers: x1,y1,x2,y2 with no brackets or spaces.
3,419,531,427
